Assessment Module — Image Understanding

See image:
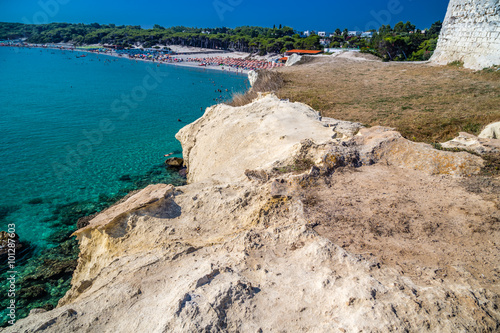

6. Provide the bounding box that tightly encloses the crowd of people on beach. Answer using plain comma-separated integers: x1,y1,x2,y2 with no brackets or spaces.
185,56,284,70
115,49,284,71
1,43,285,71
121,51,185,64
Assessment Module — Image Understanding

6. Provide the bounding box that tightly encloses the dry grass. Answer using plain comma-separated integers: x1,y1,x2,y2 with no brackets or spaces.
230,70,284,107
273,56,500,143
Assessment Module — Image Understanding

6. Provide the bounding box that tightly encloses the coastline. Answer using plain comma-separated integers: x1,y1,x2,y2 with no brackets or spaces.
96,48,252,75
5,94,500,331
0,45,251,327
7,43,286,75
3,3,500,329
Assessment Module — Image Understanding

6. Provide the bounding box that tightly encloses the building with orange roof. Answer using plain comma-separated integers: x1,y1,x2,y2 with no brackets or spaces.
284,49,323,56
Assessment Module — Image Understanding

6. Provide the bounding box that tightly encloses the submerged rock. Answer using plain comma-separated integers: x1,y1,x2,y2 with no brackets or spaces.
118,174,132,182
20,285,48,300
76,214,96,230
23,259,78,283
178,168,187,178
0,204,19,222
165,157,184,167
27,198,44,205
0,231,23,256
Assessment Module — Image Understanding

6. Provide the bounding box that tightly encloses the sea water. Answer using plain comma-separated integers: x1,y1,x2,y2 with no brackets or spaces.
0,47,248,324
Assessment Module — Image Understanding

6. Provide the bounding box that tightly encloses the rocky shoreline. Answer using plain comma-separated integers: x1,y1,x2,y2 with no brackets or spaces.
4,94,499,332
0,161,187,328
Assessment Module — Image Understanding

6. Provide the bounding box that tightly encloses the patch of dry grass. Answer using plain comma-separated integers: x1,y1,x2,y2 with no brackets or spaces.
274,56,500,143
230,70,284,107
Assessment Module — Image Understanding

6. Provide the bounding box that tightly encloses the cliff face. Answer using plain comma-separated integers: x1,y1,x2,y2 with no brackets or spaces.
431,0,500,69
175,94,334,184
5,95,499,332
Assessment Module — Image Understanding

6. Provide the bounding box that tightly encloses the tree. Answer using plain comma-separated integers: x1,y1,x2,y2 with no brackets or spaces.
1,21,440,62
428,21,442,38
403,21,416,33
281,26,294,37
409,38,437,60
394,21,404,33
378,24,392,35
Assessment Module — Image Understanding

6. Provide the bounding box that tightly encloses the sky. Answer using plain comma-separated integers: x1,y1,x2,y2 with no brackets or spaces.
1,0,449,32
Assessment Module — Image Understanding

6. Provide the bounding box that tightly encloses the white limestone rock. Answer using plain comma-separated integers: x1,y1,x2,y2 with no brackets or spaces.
479,121,500,139
320,116,364,139
74,183,174,236
5,92,498,333
248,70,258,87
441,131,500,154
285,53,303,66
176,94,334,183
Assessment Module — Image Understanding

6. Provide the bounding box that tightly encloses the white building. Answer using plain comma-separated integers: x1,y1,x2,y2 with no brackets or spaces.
318,31,326,37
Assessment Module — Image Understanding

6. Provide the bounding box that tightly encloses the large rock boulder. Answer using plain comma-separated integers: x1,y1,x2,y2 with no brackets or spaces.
73,184,174,237
165,157,184,167
354,127,483,176
176,94,334,183
479,121,500,139
441,131,500,154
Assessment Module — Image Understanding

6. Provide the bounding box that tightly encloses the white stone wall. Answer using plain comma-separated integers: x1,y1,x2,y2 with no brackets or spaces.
431,0,500,70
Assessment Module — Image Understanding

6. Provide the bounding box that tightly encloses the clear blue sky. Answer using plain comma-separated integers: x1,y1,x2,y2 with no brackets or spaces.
1,0,449,32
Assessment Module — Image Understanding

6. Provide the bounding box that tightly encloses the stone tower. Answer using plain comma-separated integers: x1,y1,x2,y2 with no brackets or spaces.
431,0,500,69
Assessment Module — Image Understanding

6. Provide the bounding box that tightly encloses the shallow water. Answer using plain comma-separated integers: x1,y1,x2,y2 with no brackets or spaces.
0,46,248,325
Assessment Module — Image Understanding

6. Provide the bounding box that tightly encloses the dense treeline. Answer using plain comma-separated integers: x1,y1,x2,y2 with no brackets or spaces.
324,21,441,61
0,21,441,60
0,22,320,55
368,21,442,61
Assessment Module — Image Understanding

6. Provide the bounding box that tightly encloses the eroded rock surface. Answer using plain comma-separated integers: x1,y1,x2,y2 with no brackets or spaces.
176,94,334,183
479,121,500,139
5,94,499,333
441,131,500,154
247,70,258,86
285,53,302,66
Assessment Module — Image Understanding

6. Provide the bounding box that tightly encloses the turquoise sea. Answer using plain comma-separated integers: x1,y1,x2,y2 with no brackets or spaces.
0,46,248,325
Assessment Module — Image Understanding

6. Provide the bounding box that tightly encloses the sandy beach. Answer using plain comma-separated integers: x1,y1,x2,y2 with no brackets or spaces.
17,44,285,75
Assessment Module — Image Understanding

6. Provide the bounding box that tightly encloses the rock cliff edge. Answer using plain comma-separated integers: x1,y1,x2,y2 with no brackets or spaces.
4,95,499,332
